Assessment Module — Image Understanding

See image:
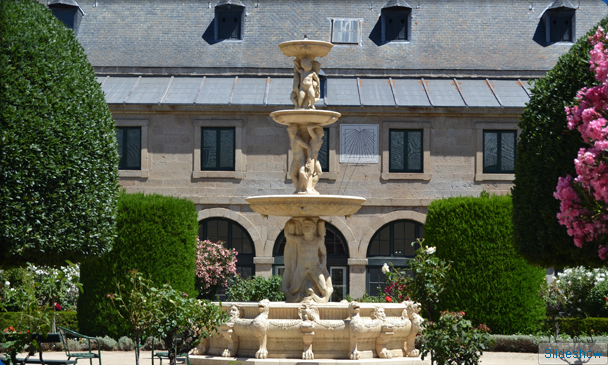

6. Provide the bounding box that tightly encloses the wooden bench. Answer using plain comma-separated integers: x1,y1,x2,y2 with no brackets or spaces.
57,327,101,365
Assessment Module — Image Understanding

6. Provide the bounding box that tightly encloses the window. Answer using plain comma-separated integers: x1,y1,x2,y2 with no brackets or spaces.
331,19,361,44
389,129,422,173
199,218,255,279
319,128,329,172
381,6,411,43
545,8,575,43
366,219,424,296
48,2,83,35
215,3,244,41
273,222,348,301
483,130,516,173
201,127,235,171
116,127,141,170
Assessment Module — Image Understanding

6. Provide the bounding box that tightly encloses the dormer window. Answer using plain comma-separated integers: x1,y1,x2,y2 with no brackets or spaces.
540,0,576,43
215,0,245,41
381,0,412,43
48,0,85,35
331,19,362,45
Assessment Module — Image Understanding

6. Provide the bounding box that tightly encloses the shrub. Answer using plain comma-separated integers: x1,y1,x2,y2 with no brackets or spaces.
97,336,117,351
195,239,237,300
0,0,118,268
0,311,77,333
512,15,608,268
117,336,135,351
588,280,608,318
345,293,386,303
556,318,608,336
424,195,546,334
78,192,198,338
420,311,493,365
226,275,285,302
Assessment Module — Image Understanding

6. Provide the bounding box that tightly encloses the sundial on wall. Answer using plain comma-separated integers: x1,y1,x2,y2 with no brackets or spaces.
340,124,379,163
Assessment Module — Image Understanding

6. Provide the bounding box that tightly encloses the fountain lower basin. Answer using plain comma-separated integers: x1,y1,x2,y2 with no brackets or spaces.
246,195,366,218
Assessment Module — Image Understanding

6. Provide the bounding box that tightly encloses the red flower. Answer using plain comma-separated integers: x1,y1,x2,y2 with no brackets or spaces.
385,296,392,303
54,303,62,311
461,311,465,316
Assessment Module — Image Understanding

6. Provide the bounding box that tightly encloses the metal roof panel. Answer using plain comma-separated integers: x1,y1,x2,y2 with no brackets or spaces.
265,78,293,106
125,77,171,104
196,77,234,105
489,79,529,107
424,79,465,107
326,78,360,106
360,79,395,106
162,77,203,104
101,77,138,104
231,77,266,105
457,79,500,107
392,79,431,106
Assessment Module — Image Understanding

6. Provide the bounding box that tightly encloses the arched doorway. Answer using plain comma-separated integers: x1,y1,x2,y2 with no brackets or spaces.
273,222,349,302
199,218,255,278
366,219,424,296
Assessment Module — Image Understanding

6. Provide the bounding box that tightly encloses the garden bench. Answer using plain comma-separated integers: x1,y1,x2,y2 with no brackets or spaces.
1,333,76,365
57,327,101,365
9,357,77,365
151,337,191,365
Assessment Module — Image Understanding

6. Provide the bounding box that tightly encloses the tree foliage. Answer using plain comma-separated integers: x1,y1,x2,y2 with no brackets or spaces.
0,0,118,267
513,15,608,268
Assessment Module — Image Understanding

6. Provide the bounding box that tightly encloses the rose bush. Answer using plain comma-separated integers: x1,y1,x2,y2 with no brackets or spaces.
195,238,237,300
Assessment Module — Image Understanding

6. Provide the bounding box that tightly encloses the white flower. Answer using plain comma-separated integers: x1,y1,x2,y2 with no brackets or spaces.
426,246,436,255
381,263,390,274
4,281,9,287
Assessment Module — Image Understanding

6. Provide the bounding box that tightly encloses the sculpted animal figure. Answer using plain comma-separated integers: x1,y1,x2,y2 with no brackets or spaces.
220,305,241,357
348,301,363,360
252,300,270,359
403,301,424,357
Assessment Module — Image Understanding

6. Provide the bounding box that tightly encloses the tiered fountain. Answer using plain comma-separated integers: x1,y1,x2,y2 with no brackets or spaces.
191,40,425,365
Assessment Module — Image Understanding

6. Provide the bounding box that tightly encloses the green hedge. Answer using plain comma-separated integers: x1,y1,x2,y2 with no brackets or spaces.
424,195,546,334
0,0,118,268
556,318,608,336
226,275,285,302
512,15,608,268
78,192,198,338
0,311,78,332
588,280,608,318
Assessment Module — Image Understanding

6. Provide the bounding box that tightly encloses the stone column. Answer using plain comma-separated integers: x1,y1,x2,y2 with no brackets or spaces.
348,258,368,299
254,257,275,278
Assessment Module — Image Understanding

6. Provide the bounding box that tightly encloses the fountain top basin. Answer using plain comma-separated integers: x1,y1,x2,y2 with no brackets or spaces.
246,195,366,218
278,40,333,59
270,109,341,127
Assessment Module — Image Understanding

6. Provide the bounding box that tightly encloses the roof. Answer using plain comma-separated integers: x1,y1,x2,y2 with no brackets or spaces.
97,75,532,108
48,0,85,15
538,0,578,18
74,0,608,73
382,0,412,9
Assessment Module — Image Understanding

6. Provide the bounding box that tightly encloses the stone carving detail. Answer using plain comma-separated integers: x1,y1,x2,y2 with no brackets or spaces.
252,300,270,359
282,218,333,303
220,304,241,357
403,301,424,357
299,303,317,360
287,124,324,195
372,307,394,359
291,58,321,110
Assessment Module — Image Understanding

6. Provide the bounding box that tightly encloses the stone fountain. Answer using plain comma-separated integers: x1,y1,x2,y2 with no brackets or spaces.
191,40,426,365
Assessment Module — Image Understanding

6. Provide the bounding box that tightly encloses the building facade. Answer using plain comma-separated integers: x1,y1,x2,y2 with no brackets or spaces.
49,0,608,299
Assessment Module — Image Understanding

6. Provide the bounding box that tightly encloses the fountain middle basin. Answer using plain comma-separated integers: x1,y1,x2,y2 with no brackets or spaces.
246,195,366,218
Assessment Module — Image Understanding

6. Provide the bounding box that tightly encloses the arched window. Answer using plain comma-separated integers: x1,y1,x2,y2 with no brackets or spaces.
199,218,255,278
273,222,348,301
366,220,424,296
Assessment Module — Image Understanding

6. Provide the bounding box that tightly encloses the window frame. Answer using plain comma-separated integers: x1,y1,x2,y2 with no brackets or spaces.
544,8,575,44
381,121,431,180
116,119,149,178
214,4,245,41
200,127,236,172
330,18,363,45
475,122,519,182
381,6,412,43
193,120,244,179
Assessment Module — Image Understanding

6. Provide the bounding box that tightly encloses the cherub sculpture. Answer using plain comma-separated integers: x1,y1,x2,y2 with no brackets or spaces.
292,58,321,109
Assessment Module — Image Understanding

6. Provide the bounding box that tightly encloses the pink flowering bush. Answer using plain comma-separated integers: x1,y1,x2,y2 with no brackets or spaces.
195,238,237,299
555,27,608,259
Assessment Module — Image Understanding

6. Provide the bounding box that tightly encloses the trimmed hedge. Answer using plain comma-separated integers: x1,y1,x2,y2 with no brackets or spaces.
226,275,285,302
0,0,118,267
424,195,546,334
0,311,78,332
512,15,608,268
556,317,608,336
78,192,198,338
588,280,608,318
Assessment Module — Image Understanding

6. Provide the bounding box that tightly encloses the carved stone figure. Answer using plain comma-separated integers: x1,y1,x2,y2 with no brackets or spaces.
292,58,321,109
371,307,393,359
299,303,317,359
286,124,325,195
220,304,241,357
281,218,333,303
403,301,424,357
252,300,270,359
348,301,363,360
